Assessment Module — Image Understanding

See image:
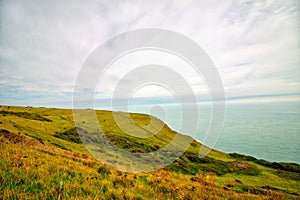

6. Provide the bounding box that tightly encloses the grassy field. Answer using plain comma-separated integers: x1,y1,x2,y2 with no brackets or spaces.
0,105,299,199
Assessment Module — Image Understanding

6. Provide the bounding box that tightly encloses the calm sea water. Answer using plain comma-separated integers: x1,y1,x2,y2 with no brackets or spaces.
124,101,300,164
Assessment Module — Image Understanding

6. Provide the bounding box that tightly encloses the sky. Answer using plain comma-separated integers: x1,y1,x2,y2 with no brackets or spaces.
0,0,299,108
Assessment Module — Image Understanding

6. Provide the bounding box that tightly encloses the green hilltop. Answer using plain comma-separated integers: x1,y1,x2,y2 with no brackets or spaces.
0,105,299,199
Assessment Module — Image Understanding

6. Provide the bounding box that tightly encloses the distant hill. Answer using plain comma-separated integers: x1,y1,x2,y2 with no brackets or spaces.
0,105,299,199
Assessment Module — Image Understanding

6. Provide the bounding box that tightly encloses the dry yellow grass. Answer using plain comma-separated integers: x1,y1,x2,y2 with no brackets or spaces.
0,132,290,199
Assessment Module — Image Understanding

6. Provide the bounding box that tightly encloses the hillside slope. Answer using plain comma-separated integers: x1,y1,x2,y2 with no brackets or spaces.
0,105,299,199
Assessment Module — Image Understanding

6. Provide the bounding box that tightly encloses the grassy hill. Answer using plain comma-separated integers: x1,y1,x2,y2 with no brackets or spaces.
0,105,299,199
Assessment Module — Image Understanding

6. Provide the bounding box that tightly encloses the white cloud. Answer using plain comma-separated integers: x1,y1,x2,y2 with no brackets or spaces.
0,0,299,107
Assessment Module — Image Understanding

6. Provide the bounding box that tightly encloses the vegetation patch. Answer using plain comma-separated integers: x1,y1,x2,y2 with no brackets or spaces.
274,169,300,181
227,161,260,176
254,159,300,173
0,129,37,146
106,133,160,153
53,127,84,144
168,151,260,176
51,142,70,150
230,152,300,173
24,133,44,144
229,152,257,161
0,110,52,122
169,151,230,175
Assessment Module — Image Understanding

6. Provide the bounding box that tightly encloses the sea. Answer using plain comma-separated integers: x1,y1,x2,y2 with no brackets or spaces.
121,100,300,164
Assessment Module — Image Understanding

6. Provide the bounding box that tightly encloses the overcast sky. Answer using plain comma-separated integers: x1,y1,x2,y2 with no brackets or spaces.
0,0,299,108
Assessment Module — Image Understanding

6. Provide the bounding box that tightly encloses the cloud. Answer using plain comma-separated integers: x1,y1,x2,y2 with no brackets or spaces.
0,0,299,107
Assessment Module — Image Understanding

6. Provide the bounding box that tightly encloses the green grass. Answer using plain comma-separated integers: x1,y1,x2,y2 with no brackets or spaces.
0,105,299,199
